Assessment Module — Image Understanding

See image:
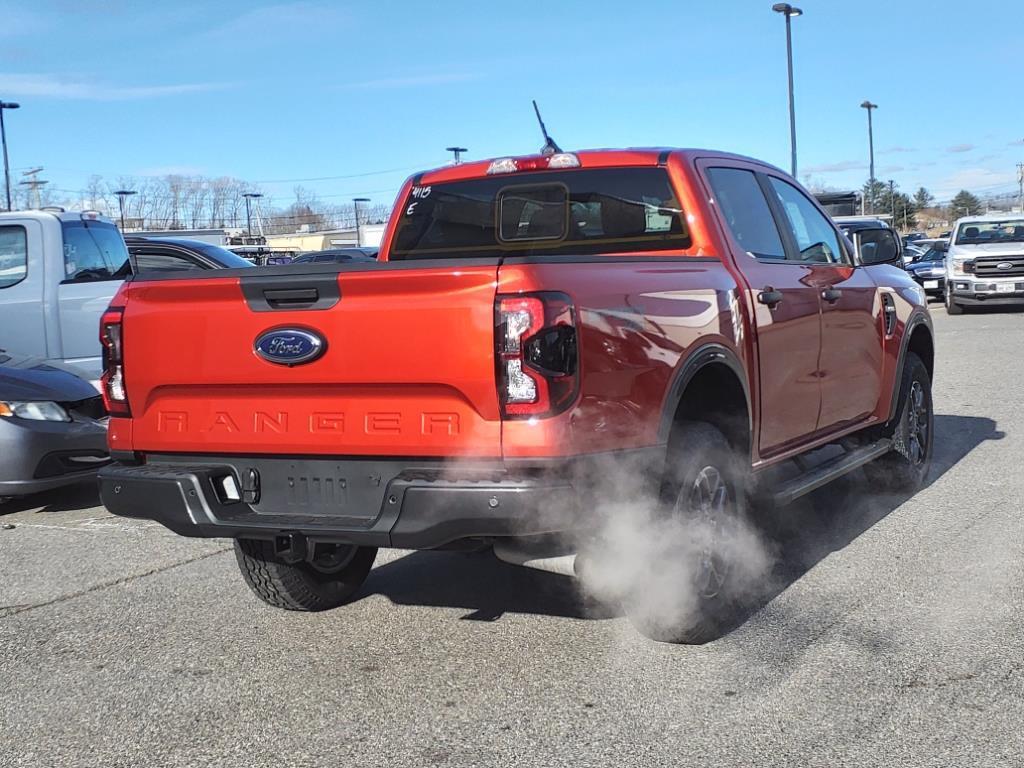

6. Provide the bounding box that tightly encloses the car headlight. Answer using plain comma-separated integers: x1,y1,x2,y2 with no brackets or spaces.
0,401,72,422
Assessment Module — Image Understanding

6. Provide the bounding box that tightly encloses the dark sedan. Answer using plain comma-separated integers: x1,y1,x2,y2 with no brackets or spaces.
291,247,378,264
905,246,946,297
0,353,109,499
124,237,254,273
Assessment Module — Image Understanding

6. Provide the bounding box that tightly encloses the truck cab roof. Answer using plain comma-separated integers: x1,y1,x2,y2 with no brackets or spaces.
0,209,117,226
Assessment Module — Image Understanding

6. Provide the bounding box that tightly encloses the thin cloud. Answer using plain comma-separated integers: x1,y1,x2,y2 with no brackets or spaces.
0,73,230,101
1008,138,1024,146
880,146,916,154
802,160,866,174
947,143,976,153
202,2,349,42
933,167,1015,198
880,165,905,174
337,73,482,90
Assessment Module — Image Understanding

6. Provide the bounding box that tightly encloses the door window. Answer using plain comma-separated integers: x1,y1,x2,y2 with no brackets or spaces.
0,226,27,288
767,178,846,264
134,249,204,273
705,168,786,260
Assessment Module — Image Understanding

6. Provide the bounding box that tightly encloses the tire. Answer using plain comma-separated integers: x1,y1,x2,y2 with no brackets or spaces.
945,284,964,315
234,538,377,611
866,351,934,493
625,420,763,645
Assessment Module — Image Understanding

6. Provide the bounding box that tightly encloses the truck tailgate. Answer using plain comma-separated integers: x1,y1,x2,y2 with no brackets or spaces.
121,265,501,457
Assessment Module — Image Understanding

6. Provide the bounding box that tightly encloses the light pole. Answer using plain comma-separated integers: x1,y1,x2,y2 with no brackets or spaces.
446,146,468,164
114,189,136,231
0,101,20,211
353,197,370,246
242,192,263,238
889,179,896,227
772,4,802,177
860,100,878,213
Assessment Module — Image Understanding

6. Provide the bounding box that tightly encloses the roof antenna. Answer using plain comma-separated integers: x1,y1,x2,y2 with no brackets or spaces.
532,100,562,156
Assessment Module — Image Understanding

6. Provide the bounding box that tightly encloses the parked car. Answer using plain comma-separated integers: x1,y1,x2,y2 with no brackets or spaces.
943,213,1024,314
902,244,926,267
98,148,933,644
290,247,378,264
905,246,946,297
0,351,109,500
124,236,254,273
0,210,129,380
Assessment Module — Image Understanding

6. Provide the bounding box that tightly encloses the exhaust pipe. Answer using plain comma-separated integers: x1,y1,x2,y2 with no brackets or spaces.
492,539,578,577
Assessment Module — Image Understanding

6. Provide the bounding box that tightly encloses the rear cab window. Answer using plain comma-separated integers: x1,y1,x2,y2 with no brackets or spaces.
390,168,690,260
0,226,28,288
61,220,130,281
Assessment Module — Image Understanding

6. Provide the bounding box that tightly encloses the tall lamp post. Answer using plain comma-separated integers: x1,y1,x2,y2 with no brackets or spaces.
772,3,802,178
114,189,136,231
242,192,263,239
860,100,878,214
446,146,468,164
0,101,20,211
353,197,370,246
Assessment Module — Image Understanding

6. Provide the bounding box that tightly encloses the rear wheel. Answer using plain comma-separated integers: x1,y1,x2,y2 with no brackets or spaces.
234,538,377,611
945,284,964,315
625,421,763,644
866,351,933,493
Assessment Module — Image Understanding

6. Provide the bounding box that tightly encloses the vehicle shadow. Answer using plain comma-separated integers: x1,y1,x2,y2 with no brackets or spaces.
0,481,103,517
359,414,1002,633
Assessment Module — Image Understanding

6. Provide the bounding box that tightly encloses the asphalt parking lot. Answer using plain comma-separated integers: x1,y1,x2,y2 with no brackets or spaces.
1,303,1021,768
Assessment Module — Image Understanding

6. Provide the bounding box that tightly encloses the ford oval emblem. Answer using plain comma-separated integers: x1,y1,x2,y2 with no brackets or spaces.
254,328,325,366
997,262,1014,270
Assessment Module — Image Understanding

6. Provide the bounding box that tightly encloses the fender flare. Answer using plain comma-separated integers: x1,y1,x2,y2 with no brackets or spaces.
886,309,934,422
657,343,752,444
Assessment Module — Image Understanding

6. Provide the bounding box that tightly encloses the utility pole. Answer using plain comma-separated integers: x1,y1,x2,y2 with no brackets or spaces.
889,179,896,227
352,197,370,246
860,101,878,214
1017,162,1024,213
19,167,46,210
0,101,19,211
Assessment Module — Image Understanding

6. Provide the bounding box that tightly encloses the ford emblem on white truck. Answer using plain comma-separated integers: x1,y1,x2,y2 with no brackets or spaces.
254,328,325,366
997,262,1014,270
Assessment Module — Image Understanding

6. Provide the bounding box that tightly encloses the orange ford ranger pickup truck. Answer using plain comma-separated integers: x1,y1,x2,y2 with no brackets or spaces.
98,149,934,642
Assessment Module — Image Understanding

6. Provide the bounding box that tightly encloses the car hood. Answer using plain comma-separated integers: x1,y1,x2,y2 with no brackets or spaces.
908,262,944,273
949,242,1024,257
0,353,100,402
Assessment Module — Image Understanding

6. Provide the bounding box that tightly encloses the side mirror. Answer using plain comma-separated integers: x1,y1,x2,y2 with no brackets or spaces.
853,228,901,266
933,240,949,253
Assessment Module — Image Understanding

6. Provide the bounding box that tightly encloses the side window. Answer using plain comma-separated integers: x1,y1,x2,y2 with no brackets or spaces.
705,168,786,259
134,249,203,273
767,178,845,264
61,222,128,281
0,226,28,289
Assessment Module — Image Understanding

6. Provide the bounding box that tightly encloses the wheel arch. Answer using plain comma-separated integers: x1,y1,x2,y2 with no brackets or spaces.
659,344,752,456
887,311,934,421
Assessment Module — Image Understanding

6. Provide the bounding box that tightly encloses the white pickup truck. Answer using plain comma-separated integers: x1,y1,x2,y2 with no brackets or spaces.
0,209,129,379
943,213,1024,314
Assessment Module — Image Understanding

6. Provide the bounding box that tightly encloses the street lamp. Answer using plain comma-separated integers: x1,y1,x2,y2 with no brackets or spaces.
353,197,370,246
860,100,878,213
772,4,802,178
242,192,263,238
114,189,136,231
446,146,468,164
0,101,20,212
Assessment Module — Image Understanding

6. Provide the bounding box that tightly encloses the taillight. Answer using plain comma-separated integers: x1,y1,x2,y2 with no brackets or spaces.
486,153,580,175
495,292,578,419
100,307,130,417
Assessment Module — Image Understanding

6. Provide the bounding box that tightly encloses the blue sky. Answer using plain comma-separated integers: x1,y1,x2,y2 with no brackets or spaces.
1,0,1022,210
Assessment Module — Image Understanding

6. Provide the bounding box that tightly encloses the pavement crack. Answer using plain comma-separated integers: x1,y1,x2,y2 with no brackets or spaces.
0,547,232,621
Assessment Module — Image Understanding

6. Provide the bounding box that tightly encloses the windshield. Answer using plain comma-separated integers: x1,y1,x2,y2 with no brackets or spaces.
919,247,945,262
391,167,690,260
955,219,1024,245
61,220,130,281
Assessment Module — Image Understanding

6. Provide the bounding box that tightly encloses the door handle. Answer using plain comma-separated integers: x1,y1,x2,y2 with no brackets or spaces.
821,288,843,304
757,287,784,308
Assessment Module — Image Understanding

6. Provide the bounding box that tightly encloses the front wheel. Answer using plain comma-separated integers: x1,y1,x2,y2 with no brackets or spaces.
945,284,964,315
234,538,377,611
866,351,933,493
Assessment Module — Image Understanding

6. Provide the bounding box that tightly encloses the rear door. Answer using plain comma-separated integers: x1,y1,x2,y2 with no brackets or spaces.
701,164,822,455
764,177,882,431
122,263,502,458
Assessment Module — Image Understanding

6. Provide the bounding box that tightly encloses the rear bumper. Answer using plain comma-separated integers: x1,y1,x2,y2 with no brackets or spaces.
98,455,592,549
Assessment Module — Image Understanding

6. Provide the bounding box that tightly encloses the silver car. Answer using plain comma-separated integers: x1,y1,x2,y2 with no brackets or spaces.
0,352,109,499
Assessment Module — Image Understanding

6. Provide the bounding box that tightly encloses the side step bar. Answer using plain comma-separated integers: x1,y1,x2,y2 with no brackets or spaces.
771,438,893,507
